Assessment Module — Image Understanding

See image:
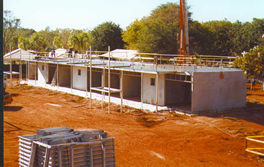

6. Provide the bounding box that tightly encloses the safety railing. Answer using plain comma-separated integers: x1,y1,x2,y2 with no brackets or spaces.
245,136,264,157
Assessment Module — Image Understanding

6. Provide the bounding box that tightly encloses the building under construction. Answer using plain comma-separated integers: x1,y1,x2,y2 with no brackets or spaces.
3,0,246,113
4,48,246,113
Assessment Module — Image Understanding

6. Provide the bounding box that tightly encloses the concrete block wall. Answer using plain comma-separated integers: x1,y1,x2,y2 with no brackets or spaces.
142,73,165,105
123,74,141,98
73,66,87,90
191,71,246,112
165,80,191,105
90,71,102,88
28,63,37,80
104,72,120,89
38,63,49,84
58,65,70,87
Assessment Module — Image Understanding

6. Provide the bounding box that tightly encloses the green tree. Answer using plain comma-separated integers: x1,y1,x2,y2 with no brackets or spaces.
29,32,48,51
18,36,30,50
53,36,62,49
53,28,72,49
234,45,264,83
188,20,214,55
3,10,20,53
122,3,180,54
202,20,234,55
68,31,91,53
91,22,124,51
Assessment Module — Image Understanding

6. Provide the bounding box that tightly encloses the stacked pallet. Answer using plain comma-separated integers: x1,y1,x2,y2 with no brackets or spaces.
18,127,115,167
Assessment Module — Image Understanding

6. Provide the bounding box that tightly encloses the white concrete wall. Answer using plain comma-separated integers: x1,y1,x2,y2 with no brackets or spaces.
38,63,49,84
142,73,165,105
191,71,246,112
73,67,87,90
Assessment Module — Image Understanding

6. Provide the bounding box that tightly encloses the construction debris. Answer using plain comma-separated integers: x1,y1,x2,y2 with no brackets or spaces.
18,127,115,167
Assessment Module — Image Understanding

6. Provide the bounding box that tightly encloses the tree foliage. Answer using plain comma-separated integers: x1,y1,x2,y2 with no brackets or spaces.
122,3,180,54
234,43,264,80
91,22,124,51
3,10,20,53
68,31,91,53
4,6,264,57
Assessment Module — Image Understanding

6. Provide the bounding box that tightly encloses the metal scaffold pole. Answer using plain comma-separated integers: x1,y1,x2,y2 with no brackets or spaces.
108,46,111,114
141,73,143,110
102,67,105,111
89,46,92,109
86,65,88,97
70,65,73,92
35,62,37,84
120,70,123,113
26,61,29,82
156,73,159,113
56,63,59,89
19,49,22,82
10,47,12,85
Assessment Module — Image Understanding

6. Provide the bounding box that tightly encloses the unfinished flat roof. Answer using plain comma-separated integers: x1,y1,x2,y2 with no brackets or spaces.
24,57,241,74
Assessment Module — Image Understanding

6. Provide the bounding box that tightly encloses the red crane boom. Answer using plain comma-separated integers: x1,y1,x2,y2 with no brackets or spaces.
178,0,189,56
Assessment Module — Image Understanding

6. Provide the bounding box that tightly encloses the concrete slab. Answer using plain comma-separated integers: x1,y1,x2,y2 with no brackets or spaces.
21,80,169,112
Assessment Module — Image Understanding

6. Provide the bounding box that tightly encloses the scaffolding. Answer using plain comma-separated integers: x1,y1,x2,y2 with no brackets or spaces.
245,136,264,157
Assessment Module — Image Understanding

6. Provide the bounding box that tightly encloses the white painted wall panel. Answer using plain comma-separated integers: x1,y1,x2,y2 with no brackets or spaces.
38,63,48,84
73,67,87,90
142,73,165,105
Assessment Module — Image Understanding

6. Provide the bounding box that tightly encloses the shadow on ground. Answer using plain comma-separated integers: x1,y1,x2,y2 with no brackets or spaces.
4,121,35,133
4,106,23,112
197,102,264,126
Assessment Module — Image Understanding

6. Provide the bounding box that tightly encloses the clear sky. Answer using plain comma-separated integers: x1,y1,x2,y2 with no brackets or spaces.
4,0,264,31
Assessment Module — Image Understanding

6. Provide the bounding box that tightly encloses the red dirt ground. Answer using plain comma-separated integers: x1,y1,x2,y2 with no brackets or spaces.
4,81,264,167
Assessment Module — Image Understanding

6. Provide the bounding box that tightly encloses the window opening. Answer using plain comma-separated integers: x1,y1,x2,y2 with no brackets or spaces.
150,78,155,86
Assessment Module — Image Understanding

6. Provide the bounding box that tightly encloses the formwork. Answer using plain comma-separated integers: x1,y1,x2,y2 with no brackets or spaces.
18,127,115,167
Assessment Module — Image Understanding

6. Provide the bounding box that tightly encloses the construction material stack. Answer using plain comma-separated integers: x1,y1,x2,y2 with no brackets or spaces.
18,127,115,167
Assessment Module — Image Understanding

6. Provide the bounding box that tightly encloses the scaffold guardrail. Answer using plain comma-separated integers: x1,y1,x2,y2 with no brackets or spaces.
245,136,264,157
